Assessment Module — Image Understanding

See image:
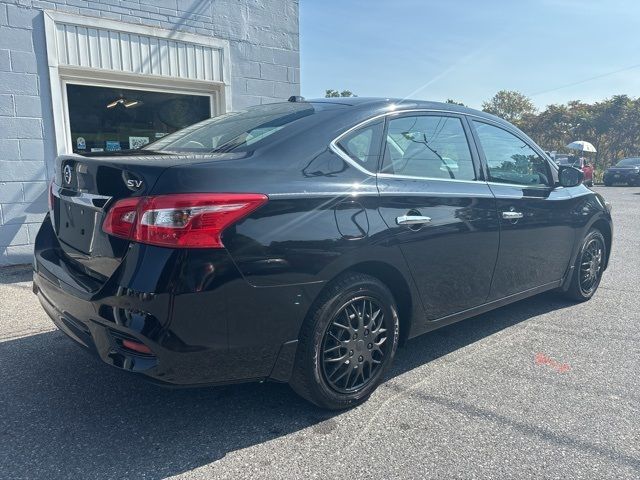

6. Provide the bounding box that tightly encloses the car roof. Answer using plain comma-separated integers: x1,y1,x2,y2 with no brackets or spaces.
307,97,511,127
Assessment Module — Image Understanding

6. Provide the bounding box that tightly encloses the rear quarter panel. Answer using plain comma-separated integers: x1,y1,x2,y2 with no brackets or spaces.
147,105,428,343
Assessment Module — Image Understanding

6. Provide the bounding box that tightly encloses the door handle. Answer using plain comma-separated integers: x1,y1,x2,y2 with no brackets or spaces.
502,211,524,220
396,215,432,225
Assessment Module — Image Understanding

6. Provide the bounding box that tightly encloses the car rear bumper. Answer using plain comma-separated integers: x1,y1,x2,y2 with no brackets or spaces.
34,274,162,377
33,215,319,386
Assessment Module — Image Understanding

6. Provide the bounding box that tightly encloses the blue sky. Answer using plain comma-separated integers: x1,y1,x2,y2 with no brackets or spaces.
299,0,640,109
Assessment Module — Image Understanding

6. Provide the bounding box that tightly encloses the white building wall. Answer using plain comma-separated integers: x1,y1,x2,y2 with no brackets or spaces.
0,0,300,265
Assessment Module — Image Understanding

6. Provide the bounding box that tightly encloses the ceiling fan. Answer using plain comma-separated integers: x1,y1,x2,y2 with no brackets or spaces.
106,94,143,109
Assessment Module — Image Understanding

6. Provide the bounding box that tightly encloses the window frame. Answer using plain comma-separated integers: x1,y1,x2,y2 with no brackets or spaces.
330,109,558,187
329,116,383,175
468,118,557,189
334,118,386,171
330,109,485,182
378,111,482,182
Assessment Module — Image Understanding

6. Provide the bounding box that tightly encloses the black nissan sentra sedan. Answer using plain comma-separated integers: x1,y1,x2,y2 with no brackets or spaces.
33,98,613,409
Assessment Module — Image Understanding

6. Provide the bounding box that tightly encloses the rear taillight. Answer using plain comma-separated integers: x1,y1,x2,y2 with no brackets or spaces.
102,193,267,248
103,197,139,239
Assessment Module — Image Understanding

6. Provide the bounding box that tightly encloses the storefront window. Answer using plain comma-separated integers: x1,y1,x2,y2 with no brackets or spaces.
66,84,212,154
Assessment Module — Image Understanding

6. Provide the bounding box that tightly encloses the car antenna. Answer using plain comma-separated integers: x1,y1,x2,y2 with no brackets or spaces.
288,96,305,102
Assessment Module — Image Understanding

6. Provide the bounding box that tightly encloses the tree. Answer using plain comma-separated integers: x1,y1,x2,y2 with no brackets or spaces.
325,89,356,98
477,91,640,181
445,99,466,106
482,90,536,125
517,95,640,177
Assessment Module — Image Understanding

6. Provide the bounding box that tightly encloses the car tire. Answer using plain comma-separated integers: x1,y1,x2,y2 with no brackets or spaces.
289,272,399,410
563,229,606,302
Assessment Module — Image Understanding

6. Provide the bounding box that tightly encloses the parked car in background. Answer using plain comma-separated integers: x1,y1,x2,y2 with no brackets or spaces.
555,155,594,186
33,98,613,409
603,157,640,186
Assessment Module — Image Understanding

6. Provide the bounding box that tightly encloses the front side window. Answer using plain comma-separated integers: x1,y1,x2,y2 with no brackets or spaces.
382,115,476,180
336,119,384,170
473,121,551,187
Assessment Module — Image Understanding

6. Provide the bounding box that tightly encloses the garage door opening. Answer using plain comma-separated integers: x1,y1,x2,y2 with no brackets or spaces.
66,84,213,154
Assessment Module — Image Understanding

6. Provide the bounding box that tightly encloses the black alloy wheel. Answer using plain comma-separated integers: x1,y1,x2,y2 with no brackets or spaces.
564,229,607,301
290,273,399,410
579,236,604,297
321,296,389,393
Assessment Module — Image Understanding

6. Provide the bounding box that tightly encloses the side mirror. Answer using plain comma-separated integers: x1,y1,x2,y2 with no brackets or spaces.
558,166,584,187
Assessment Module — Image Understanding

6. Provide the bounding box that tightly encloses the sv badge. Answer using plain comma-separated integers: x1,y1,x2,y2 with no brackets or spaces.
123,171,144,191
126,179,144,189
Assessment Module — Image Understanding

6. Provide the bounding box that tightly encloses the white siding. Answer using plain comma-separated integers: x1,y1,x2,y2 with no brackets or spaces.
53,22,224,82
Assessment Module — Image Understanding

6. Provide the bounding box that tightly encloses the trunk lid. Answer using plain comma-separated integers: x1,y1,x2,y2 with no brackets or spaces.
51,152,241,280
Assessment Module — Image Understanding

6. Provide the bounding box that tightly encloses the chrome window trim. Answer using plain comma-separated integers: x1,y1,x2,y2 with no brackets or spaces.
329,116,384,176
377,173,481,184
330,108,504,181
485,180,554,190
378,174,554,190
379,173,557,191
378,191,495,199
268,189,495,199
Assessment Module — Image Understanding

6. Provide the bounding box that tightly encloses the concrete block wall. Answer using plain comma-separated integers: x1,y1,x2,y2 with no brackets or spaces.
0,0,300,265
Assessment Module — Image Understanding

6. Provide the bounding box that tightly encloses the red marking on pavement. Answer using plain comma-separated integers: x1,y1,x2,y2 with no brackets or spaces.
534,353,571,373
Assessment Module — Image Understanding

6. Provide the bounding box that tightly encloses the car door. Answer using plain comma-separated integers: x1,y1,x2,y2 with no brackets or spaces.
376,112,500,323
470,119,576,300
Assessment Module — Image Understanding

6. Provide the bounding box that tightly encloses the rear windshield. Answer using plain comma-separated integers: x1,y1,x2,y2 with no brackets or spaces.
615,157,640,166
144,102,346,153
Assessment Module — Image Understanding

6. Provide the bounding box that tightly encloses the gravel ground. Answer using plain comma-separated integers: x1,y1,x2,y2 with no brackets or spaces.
0,186,638,480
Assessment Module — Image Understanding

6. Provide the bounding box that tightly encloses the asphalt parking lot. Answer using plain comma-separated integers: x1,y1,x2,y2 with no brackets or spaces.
0,186,638,479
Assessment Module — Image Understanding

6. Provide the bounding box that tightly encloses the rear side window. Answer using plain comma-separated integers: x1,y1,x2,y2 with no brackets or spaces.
381,115,476,180
336,119,384,171
473,121,551,187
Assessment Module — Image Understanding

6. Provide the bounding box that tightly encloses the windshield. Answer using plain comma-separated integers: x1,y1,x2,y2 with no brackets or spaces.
615,157,640,167
143,102,345,153
557,156,580,166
